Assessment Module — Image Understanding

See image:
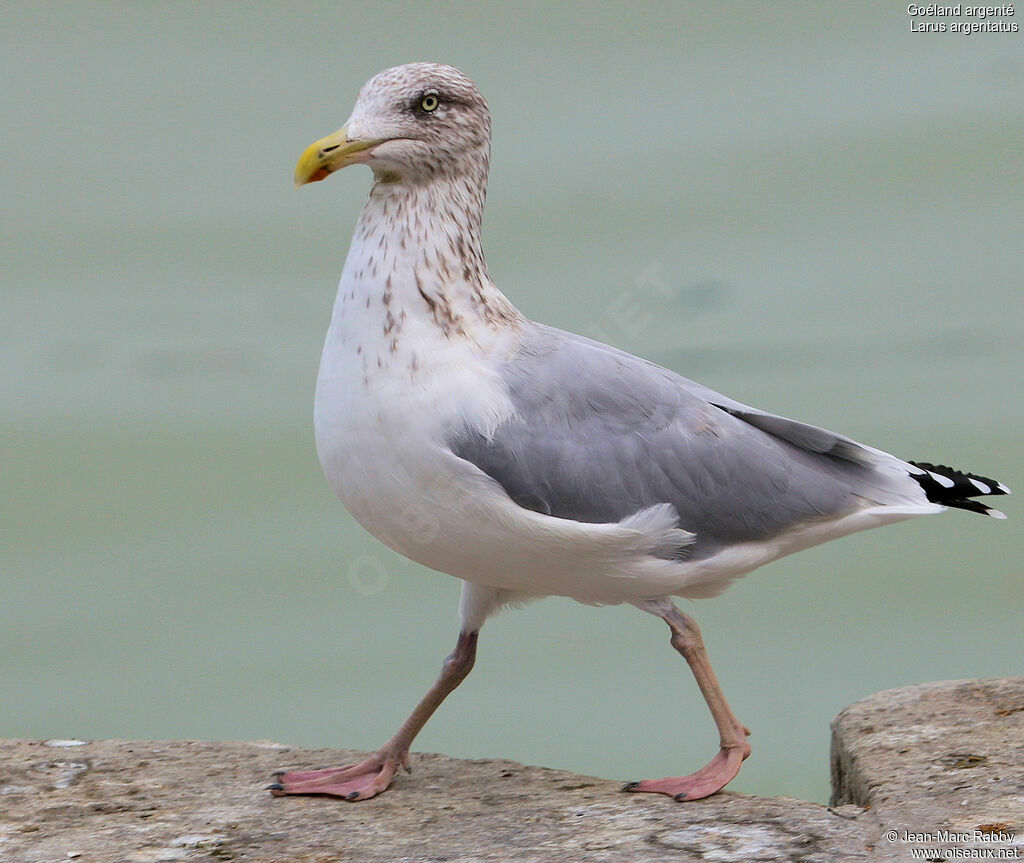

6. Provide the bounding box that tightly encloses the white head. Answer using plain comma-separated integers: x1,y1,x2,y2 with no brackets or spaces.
295,63,491,187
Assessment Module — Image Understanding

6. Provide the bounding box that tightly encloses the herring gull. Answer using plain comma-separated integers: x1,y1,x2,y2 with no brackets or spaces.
271,63,1010,803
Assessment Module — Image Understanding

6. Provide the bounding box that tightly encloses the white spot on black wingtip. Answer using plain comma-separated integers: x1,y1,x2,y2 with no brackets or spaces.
907,461,1010,515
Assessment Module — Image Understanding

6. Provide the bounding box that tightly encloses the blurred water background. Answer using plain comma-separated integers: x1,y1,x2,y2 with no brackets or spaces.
3,2,1022,803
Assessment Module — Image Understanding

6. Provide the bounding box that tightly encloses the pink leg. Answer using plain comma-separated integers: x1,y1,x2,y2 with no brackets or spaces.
270,629,478,801
624,603,750,801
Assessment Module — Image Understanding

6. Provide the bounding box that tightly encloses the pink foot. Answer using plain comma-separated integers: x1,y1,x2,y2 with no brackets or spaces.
269,750,406,801
623,738,751,802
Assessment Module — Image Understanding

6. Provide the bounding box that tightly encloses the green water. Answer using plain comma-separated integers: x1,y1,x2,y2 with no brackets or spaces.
3,2,1022,804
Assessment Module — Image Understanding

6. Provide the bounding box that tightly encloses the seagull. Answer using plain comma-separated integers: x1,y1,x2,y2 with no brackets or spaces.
272,63,1009,803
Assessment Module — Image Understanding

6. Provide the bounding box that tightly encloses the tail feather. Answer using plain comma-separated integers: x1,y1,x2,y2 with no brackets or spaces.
907,461,1010,519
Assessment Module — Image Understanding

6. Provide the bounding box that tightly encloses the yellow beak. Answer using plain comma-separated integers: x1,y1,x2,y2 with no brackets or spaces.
294,125,382,187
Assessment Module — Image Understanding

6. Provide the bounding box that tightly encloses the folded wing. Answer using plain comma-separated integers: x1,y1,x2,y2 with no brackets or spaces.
449,325,929,561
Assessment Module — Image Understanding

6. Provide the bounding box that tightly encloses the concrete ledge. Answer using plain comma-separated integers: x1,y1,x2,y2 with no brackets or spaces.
831,676,1024,858
1,678,1020,862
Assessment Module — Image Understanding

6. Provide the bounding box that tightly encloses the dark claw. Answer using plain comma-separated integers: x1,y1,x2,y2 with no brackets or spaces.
272,771,285,779
266,783,284,792
673,792,688,801
622,781,640,791
345,791,360,801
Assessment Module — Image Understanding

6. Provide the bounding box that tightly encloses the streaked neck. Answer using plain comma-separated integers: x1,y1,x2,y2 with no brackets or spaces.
341,168,521,337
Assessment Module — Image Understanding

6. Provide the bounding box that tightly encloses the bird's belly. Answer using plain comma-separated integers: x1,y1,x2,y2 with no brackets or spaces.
313,331,523,575
314,391,697,602
316,410,464,560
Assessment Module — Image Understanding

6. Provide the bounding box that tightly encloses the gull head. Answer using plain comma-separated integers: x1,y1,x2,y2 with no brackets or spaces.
295,63,491,187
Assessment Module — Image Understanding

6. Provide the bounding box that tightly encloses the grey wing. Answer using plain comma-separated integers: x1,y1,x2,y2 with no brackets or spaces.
449,324,913,560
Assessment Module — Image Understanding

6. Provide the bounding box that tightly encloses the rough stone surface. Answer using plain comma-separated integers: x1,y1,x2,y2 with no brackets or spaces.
832,677,1024,860
0,678,1020,862
0,742,868,863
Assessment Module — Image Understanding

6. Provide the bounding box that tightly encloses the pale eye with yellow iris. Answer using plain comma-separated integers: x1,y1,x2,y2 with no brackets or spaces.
420,93,439,112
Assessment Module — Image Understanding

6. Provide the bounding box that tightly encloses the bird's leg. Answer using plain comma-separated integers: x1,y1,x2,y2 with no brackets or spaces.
270,629,478,801
624,602,750,801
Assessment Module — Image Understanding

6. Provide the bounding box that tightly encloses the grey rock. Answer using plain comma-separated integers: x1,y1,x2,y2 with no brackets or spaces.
832,677,1024,861
0,678,1019,862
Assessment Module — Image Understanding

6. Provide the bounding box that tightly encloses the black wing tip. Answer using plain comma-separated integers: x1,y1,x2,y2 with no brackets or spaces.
943,499,1008,519
908,461,1011,517
908,462,1010,496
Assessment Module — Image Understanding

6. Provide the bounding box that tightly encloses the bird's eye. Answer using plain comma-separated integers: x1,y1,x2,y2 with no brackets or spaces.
420,93,439,113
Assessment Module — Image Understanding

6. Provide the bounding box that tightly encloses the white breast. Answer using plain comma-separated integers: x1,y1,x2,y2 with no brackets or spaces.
311,215,520,562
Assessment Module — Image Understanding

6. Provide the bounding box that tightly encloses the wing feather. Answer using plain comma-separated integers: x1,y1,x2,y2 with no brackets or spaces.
449,324,919,560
